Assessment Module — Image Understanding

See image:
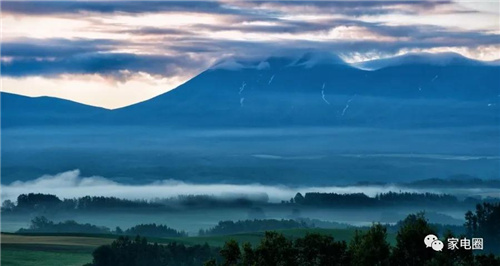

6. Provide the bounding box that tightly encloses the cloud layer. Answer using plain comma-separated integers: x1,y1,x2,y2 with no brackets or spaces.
1,1,499,108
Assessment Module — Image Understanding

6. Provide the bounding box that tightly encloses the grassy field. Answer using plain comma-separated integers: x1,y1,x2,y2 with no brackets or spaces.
1,247,92,266
171,227,397,247
1,234,114,266
1,229,396,266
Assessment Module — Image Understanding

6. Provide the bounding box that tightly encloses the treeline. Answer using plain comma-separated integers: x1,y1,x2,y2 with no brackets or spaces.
17,217,187,238
1,193,266,213
123,224,187,238
86,236,219,266
3,194,159,212
89,208,500,266
16,217,309,238
199,219,308,236
289,191,498,208
210,215,500,266
155,195,266,208
17,216,111,234
3,192,499,214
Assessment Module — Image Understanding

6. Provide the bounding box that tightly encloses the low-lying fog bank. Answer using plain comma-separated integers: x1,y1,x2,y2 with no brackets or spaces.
2,170,499,202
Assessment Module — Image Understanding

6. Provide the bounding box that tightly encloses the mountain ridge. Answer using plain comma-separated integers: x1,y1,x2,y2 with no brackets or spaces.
1,52,499,184
1,52,498,129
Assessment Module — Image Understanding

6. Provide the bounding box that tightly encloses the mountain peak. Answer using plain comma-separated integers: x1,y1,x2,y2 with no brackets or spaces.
210,51,348,71
288,51,347,68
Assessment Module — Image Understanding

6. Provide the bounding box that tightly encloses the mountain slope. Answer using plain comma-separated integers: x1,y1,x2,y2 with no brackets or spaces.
110,52,499,128
3,52,498,129
1,92,107,128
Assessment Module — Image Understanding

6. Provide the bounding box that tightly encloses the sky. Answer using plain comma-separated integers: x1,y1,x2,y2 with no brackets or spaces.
1,0,499,109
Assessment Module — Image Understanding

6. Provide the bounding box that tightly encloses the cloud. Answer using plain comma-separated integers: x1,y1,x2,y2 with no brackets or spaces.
1,38,117,58
1,1,240,15
2,170,499,203
1,1,451,19
1,0,499,108
229,1,456,17
1,51,208,78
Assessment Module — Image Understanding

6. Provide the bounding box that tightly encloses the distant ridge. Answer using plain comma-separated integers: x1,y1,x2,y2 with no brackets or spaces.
1,92,107,127
355,177,500,189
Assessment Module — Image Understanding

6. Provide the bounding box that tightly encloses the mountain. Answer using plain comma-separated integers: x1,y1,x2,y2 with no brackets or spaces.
107,52,499,128
2,52,499,129
1,92,107,127
1,52,499,185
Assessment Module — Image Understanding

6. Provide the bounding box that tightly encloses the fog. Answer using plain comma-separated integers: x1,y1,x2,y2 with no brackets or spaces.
2,170,499,203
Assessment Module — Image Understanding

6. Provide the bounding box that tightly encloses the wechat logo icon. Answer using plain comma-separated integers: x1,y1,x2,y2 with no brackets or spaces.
424,234,443,251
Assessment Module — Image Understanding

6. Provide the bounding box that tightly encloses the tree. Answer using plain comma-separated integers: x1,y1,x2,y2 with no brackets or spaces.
16,193,61,210
390,213,436,266
91,236,218,266
350,224,390,266
255,231,296,266
426,231,474,266
220,239,241,266
29,216,53,230
18,216,110,234
294,193,305,204
474,254,500,266
199,219,307,236
464,203,500,253
93,245,116,266
242,242,256,266
295,233,349,266
204,259,217,266
464,210,475,237
2,200,15,211
124,223,187,238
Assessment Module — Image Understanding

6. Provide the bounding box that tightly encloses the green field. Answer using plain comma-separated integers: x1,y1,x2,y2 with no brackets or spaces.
1,229,396,266
1,233,113,266
2,247,92,266
171,227,397,247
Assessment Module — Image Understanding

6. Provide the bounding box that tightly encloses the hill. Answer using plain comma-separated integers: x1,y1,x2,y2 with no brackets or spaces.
1,92,107,128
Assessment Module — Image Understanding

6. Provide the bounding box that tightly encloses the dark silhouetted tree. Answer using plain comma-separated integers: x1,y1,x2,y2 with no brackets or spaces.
294,193,305,204
220,239,241,266
241,242,256,266
464,203,500,253
390,213,436,266
255,231,296,266
349,223,390,266
295,233,350,266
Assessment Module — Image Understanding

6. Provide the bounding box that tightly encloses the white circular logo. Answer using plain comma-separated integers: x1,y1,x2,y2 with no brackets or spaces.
431,240,444,252
424,234,438,248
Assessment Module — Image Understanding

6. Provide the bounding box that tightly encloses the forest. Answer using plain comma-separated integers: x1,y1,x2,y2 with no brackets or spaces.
17,218,188,238
86,203,500,266
4,192,499,214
